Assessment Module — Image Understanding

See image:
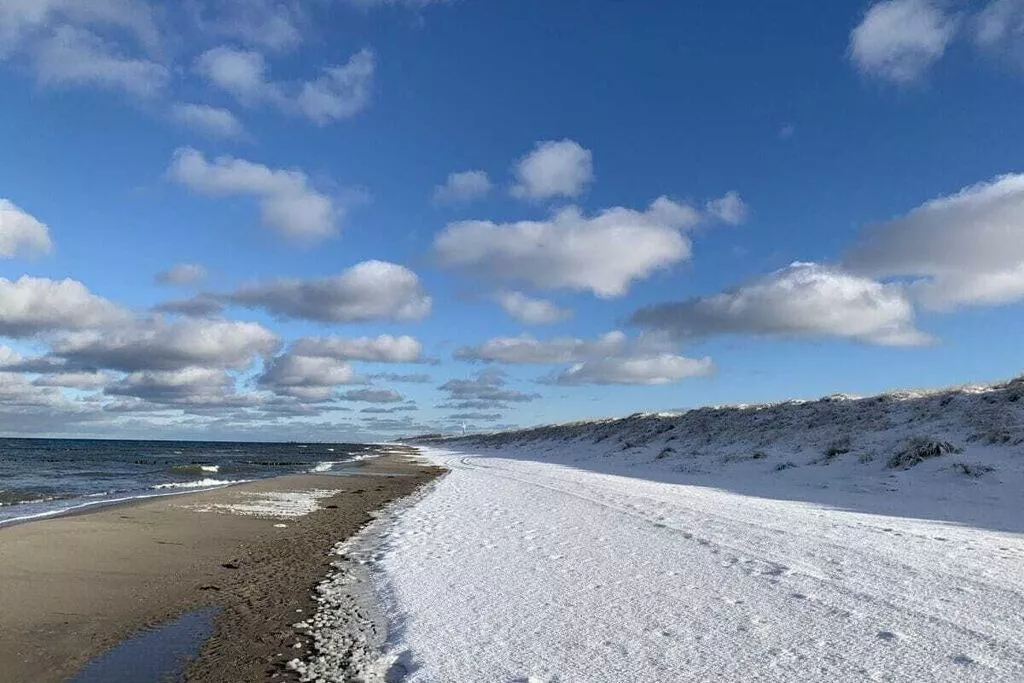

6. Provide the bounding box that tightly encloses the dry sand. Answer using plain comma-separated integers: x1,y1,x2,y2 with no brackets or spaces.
0,454,442,683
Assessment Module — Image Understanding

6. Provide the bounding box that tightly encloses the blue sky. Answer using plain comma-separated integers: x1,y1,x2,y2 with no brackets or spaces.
1,0,1024,441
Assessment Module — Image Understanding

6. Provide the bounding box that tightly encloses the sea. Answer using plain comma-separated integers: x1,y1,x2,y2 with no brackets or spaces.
0,438,391,525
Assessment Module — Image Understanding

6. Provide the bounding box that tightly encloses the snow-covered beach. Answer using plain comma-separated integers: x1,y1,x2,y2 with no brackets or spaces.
298,377,1024,682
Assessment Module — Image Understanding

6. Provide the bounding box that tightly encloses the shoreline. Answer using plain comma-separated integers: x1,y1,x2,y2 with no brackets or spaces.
0,454,443,683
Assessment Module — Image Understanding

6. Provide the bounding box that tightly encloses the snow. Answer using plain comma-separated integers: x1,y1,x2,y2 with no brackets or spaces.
367,449,1024,682
182,489,341,519
297,376,1024,681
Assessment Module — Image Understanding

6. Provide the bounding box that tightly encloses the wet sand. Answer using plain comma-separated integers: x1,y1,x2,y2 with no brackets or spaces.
0,454,442,683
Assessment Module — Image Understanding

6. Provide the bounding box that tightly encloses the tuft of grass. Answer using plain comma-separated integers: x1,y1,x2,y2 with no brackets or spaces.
774,461,797,471
887,438,962,469
823,437,852,460
951,462,995,478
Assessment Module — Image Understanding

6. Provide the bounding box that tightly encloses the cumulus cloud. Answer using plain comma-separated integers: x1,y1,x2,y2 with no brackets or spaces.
339,387,404,403
705,191,749,226
436,399,506,410
170,103,245,139
439,369,539,405
195,46,375,125
33,371,112,389
194,46,268,102
433,196,712,298
296,49,375,125
631,262,931,346
494,291,571,325
511,139,594,200
191,0,304,52
34,25,168,97
291,334,423,363
220,260,431,323
52,316,279,372
105,367,239,405
545,354,714,386
975,0,1024,62
168,147,338,242
845,173,1024,310
152,297,224,317
0,276,127,338
455,331,627,364
0,0,162,51
155,262,207,286
368,372,431,383
0,199,52,258
258,353,359,401
433,170,492,204
848,0,958,83
447,411,502,421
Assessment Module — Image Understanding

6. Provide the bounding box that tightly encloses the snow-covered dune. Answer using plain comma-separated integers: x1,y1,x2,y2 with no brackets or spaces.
292,379,1024,682
414,376,1024,534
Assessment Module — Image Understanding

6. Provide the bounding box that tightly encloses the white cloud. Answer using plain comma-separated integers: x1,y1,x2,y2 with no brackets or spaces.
0,199,52,258
849,0,958,83
339,387,404,403
511,139,594,200
221,260,432,323
296,49,375,125
0,0,162,55
195,46,271,102
0,276,127,338
170,103,245,139
258,353,359,401
155,262,207,286
106,367,236,405
631,262,931,346
195,46,375,125
52,317,279,372
705,191,748,226
975,0,1024,59
33,371,111,389
433,170,492,204
33,25,169,97
433,197,704,297
192,0,304,52
845,173,1024,310
547,353,714,386
168,147,337,242
455,331,627,364
291,334,423,363
494,291,571,325
439,368,539,405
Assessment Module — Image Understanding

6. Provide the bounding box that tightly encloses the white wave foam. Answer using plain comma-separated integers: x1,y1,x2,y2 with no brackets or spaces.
151,478,249,490
310,461,338,473
200,465,220,473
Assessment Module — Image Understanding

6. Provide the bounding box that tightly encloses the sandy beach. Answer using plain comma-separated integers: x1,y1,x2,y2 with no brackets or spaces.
0,454,442,683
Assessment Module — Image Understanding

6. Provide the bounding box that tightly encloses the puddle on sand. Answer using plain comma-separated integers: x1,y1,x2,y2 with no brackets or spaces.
69,608,218,683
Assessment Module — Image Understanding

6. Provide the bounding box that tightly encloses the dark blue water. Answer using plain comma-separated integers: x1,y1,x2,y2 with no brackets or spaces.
69,608,218,683
0,438,382,524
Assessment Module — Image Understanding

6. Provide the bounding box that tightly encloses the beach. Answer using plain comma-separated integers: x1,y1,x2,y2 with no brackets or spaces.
0,454,442,683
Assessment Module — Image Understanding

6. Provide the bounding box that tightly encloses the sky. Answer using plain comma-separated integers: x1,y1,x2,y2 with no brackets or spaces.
1,0,1024,442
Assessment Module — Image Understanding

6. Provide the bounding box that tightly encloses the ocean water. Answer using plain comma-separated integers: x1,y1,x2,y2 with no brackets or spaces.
0,438,386,525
